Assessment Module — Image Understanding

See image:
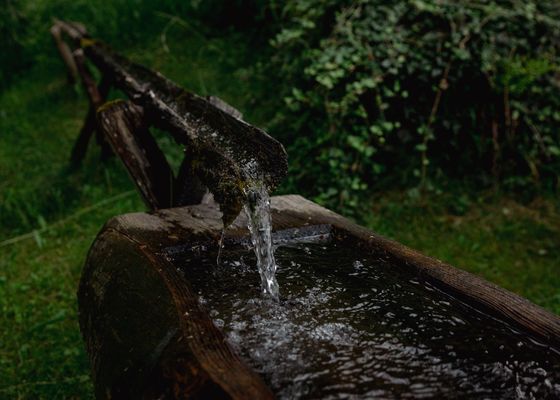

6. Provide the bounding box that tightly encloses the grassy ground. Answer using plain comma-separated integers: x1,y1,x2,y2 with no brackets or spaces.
366,192,560,314
0,24,257,399
1,16,559,400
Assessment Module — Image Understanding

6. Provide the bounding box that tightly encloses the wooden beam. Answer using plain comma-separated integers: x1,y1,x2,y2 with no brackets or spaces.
53,19,288,225
79,195,560,397
97,100,175,209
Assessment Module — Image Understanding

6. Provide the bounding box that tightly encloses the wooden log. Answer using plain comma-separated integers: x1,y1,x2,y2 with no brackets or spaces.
100,195,560,350
97,100,175,209
79,195,560,398
79,228,273,399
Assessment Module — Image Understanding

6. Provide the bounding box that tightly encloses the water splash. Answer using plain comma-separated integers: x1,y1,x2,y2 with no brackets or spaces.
184,244,560,399
216,228,225,266
243,184,279,300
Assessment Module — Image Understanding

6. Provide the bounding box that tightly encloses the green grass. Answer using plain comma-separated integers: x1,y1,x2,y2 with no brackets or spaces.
1,12,559,400
0,23,258,399
365,192,560,314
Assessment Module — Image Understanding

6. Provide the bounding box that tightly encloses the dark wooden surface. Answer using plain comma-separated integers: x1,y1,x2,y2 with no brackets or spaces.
97,100,175,209
52,20,287,226
79,228,274,399
104,194,560,348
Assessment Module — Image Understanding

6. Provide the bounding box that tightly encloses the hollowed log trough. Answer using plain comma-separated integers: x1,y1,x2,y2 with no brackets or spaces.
79,195,560,399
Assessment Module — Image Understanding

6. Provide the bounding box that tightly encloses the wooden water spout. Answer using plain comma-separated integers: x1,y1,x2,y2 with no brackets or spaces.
51,20,287,226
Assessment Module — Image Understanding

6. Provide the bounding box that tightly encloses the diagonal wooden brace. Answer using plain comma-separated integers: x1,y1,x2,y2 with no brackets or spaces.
71,48,113,163
97,100,175,210
50,23,79,84
70,75,112,166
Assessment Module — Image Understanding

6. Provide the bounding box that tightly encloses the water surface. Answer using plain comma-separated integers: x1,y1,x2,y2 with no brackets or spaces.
179,242,560,399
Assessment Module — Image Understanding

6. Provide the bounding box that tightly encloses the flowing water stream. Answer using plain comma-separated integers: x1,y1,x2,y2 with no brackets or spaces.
241,184,280,300
202,184,560,397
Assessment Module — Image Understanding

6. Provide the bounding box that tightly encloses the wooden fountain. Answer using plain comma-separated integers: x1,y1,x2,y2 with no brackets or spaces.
52,21,560,399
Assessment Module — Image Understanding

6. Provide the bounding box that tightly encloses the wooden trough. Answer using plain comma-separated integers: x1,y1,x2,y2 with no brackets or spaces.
79,195,560,399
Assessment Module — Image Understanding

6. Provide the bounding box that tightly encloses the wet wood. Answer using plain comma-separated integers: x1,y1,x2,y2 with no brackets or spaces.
52,20,288,225
80,228,273,399
97,100,175,209
266,196,560,350
102,195,560,350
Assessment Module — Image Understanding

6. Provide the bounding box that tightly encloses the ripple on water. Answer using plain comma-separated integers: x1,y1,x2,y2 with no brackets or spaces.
184,243,560,399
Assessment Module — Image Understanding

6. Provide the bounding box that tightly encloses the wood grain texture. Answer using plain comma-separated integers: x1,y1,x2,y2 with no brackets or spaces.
79,228,274,399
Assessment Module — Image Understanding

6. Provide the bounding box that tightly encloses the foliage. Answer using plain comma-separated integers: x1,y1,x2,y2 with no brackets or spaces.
258,0,560,211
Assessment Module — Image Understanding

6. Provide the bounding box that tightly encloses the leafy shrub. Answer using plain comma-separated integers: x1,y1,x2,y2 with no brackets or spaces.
260,0,560,211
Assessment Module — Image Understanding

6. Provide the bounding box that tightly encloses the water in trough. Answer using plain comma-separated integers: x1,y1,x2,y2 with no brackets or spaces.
179,241,560,399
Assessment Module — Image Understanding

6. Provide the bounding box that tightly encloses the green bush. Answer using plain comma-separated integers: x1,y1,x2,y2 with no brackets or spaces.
259,0,560,211
3,0,559,214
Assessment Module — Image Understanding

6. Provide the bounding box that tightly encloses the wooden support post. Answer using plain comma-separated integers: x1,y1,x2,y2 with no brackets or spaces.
174,150,207,206
73,49,103,108
72,49,113,162
50,23,79,83
70,75,112,166
97,100,175,210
